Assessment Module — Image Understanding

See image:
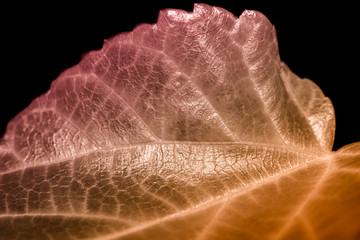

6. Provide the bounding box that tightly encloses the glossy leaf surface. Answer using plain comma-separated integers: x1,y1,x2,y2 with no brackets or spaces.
0,4,359,240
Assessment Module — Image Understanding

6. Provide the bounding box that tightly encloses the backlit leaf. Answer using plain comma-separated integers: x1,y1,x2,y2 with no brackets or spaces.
0,4,359,240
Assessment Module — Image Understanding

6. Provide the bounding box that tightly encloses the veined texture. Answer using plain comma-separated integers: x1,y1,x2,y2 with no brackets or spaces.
0,4,359,240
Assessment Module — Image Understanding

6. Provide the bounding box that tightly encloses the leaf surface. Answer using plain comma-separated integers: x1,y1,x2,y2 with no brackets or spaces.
0,4,359,240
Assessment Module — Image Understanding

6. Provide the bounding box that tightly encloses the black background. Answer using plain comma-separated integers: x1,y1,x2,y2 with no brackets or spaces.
1,1,359,150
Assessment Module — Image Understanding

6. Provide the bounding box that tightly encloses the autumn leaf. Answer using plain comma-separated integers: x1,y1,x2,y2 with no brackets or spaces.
0,4,359,240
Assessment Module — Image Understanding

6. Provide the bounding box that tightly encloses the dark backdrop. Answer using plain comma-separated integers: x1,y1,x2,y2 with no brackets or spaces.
1,1,358,150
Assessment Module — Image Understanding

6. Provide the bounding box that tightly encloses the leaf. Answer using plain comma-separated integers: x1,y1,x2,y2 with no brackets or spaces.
0,3,359,240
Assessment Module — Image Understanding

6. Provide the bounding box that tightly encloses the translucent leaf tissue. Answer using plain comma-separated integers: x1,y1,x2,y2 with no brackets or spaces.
0,4,359,240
